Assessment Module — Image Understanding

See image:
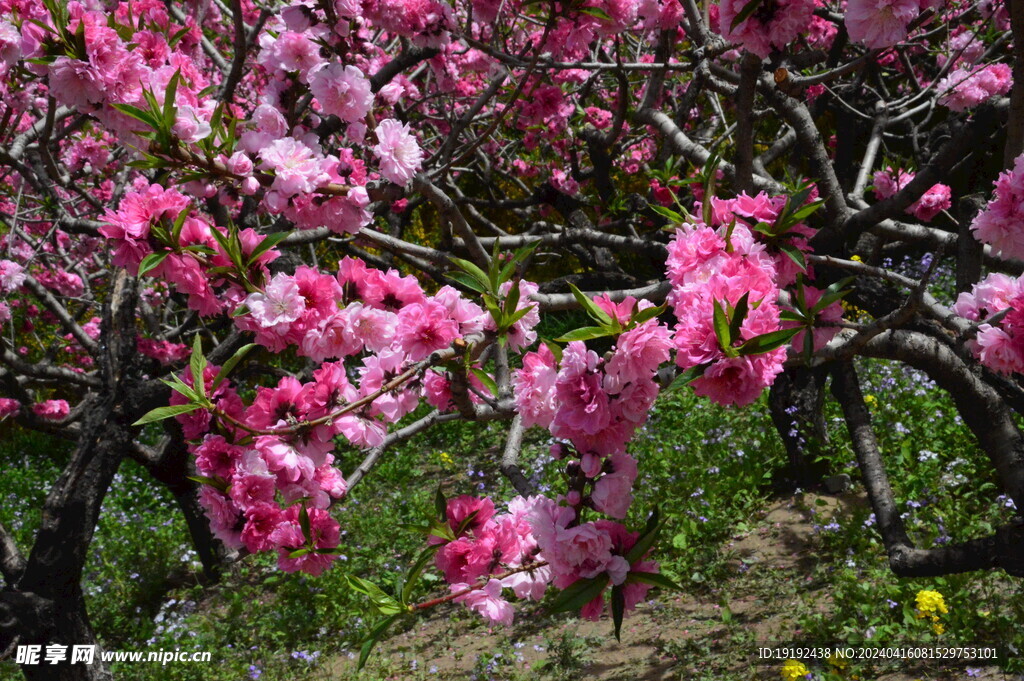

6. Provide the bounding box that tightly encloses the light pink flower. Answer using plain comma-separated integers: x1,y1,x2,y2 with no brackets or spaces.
0,259,26,293
372,119,423,186
845,0,918,49
310,63,373,124
452,579,514,626
259,138,328,197
245,274,307,329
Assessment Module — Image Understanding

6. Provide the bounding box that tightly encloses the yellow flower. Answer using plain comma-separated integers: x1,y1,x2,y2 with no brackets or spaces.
438,451,454,466
932,621,945,636
864,395,878,409
915,590,948,619
781,659,810,681
827,653,849,669
850,254,863,262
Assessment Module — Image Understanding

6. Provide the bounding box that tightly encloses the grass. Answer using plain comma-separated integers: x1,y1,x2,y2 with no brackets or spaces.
0,339,1022,680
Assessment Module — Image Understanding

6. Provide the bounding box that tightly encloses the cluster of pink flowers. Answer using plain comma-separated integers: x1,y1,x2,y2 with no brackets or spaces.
137,338,191,365
664,191,828,406
512,319,669,517
936,63,1013,112
872,167,952,222
432,495,550,625
718,0,816,58
527,495,657,620
186,366,349,575
431,493,658,625
971,153,1024,261
100,179,280,315
169,255,531,575
953,273,1024,374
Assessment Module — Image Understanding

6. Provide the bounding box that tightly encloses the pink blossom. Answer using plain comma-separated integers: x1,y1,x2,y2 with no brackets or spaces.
452,579,514,626
971,154,1024,260
193,435,244,479
690,355,781,406
0,260,26,293
372,119,424,186
241,503,285,553
591,453,638,518
395,300,460,360
975,324,1024,374
719,0,816,57
245,274,307,329
552,342,611,439
0,398,20,419
310,63,373,124
198,486,243,549
845,0,918,49
259,138,328,198
33,399,70,420
937,63,1013,112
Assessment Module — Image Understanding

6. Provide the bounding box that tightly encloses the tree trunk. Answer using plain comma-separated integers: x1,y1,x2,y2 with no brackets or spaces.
768,365,832,489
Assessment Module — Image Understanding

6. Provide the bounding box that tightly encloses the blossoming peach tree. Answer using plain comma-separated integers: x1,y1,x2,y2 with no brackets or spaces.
1,0,1024,676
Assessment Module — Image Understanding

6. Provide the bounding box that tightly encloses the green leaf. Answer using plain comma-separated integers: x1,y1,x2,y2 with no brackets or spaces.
160,375,200,402
246,231,290,266
170,205,191,244
190,335,207,399
186,474,229,491
568,283,614,326
630,303,666,327
132,403,201,426
779,310,807,323
358,614,401,670
346,575,404,616
505,304,536,327
110,103,159,129
712,299,731,350
449,257,492,294
611,585,625,642
778,243,807,272
299,503,311,544
729,0,763,29
579,5,612,20
137,251,170,277
786,200,824,226
470,368,499,397
434,486,448,522
447,271,489,293
737,327,801,355
625,571,684,592
728,293,750,345
625,507,661,564
210,343,257,392
542,339,563,363
498,241,540,283
401,547,439,605
649,204,685,223
701,153,720,227
664,363,710,392
554,326,614,343
546,575,609,614
163,69,182,131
